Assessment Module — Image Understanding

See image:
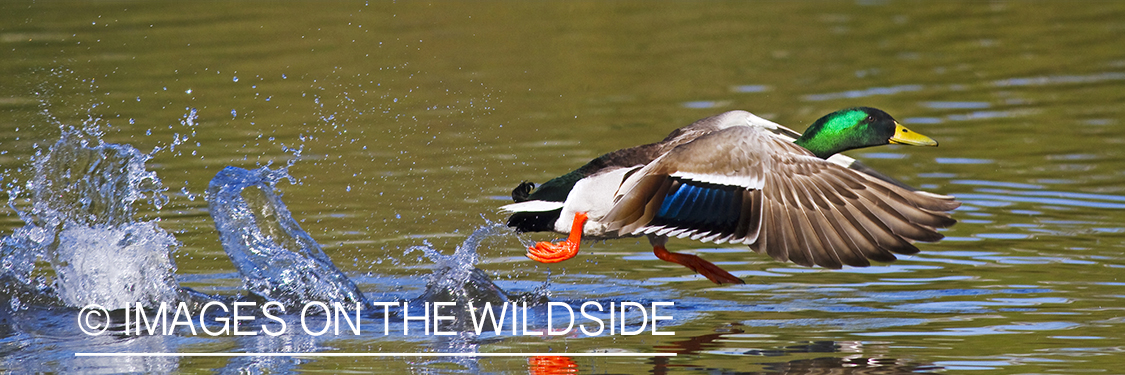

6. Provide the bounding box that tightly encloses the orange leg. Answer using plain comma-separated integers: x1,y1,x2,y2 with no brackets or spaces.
653,245,744,285
526,212,588,263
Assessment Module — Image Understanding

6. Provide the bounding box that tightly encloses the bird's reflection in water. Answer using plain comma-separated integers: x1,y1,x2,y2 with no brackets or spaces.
643,325,941,375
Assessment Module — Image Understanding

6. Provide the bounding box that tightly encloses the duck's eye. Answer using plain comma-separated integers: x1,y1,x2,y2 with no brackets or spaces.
863,116,874,124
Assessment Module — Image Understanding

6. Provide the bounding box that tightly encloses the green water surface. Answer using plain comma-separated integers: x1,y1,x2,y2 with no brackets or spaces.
2,2,1125,374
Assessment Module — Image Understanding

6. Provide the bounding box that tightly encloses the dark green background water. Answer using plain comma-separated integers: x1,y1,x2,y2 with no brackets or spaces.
3,2,1125,373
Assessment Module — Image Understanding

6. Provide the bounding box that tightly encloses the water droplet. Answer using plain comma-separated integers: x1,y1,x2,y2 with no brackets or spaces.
232,76,239,82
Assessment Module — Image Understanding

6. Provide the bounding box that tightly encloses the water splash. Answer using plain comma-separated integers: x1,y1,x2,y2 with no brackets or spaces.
0,128,181,309
408,223,549,335
409,223,514,308
403,223,545,369
27,131,168,226
205,166,367,308
166,107,199,156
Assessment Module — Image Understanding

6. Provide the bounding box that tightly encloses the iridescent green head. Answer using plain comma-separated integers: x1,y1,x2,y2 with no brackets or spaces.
794,107,937,159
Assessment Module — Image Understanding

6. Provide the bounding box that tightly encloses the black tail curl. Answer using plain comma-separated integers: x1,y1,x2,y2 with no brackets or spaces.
512,181,535,202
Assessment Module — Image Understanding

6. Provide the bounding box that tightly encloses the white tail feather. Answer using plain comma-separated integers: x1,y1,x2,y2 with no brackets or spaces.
500,200,565,213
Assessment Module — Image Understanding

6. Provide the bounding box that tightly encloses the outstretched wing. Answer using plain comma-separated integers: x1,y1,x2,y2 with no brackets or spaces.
602,126,960,268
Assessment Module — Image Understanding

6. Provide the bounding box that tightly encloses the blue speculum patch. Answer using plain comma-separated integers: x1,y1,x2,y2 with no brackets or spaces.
656,181,741,229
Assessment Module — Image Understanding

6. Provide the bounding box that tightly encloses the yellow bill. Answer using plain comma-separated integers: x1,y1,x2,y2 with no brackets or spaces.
889,122,938,146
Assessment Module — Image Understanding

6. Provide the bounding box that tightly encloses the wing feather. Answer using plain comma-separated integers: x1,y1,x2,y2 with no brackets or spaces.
599,122,957,269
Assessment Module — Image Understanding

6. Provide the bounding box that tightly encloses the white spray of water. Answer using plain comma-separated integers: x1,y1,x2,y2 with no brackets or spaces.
0,127,181,309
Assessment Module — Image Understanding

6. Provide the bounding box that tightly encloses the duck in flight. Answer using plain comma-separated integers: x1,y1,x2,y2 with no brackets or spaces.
502,108,960,284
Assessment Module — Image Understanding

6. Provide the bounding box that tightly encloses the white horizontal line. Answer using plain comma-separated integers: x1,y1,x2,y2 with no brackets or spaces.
75,352,676,358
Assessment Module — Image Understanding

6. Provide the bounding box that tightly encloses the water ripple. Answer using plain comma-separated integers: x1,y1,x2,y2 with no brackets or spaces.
951,180,1046,189
935,157,994,165
992,72,1125,87
920,101,991,109
730,85,771,93
681,100,730,109
956,193,1125,209
803,84,925,101
858,321,1080,337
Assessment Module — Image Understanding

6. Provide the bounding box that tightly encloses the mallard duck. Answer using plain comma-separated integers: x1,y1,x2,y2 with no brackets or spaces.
502,108,960,284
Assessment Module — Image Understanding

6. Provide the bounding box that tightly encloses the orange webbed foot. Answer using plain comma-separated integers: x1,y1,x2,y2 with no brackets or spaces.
526,212,588,264
527,239,580,263
653,246,744,285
